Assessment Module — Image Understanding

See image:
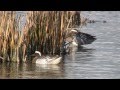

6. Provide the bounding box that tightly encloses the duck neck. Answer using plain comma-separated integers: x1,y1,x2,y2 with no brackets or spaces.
32,54,41,63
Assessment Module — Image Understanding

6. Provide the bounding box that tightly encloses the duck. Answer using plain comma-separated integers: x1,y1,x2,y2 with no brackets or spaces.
66,29,96,47
60,32,79,54
32,51,62,65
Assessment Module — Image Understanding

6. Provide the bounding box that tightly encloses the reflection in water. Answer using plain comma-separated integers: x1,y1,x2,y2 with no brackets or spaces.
63,45,96,79
0,63,19,79
77,46,95,61
67,46,95,61
34,64,65,79
77,46,95,52
69,46,78,61
0,62,65,79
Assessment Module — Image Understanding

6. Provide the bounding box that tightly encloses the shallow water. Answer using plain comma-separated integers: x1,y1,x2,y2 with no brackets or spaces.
0,11,120,79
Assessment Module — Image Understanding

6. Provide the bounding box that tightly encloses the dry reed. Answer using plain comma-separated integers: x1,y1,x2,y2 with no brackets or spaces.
0,11,81,63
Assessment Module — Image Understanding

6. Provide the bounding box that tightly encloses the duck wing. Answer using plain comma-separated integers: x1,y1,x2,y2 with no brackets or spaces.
76,32,96,45
46,56,60,62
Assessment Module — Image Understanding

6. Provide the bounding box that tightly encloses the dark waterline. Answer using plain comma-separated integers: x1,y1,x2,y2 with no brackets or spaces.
0,11,120,79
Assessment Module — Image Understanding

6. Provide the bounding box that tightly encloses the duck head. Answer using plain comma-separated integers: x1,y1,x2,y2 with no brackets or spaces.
35,51,41,56
31,51,41,63
31,51,41,57
65,29,79,45
69,29,79,36
70,29,79,33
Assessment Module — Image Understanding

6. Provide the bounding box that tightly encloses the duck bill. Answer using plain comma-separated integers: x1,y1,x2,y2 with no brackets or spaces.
31,53,36,57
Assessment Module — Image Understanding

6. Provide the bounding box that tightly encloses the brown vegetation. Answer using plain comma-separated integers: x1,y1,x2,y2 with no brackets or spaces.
0,11,81,63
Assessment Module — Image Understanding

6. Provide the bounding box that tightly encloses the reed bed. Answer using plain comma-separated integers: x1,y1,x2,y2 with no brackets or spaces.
0,11,81,63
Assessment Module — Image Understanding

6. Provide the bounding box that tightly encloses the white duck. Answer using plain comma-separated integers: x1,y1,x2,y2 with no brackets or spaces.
32,51,62,65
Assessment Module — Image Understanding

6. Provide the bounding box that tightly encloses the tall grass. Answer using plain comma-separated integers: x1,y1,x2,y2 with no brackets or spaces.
0,11,81,63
